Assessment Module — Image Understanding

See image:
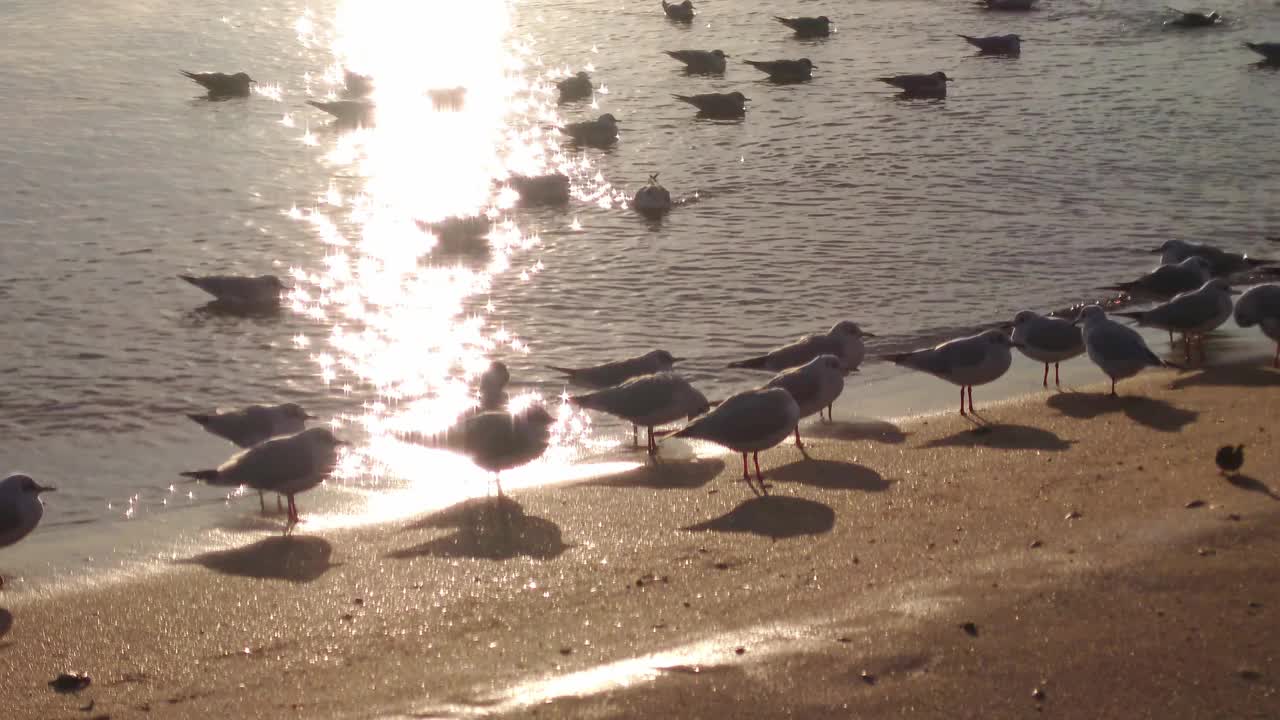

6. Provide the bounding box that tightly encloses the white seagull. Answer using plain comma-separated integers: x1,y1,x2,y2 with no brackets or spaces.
664,49,729,74
728,321,875,373
1115,278,1237,362
180,274,287,308
0,474,55,588
1234,284,1280,367
763,354,848,454
669,387,800,495
1076,305,1175,396
958,34,1022,55
1153,239,1274,276
188,402,315,513
454,406,556,496
633,174,673,217
548,349,681,389
1105,257,1213,300
557,113,619,148
570,373,709,454
888,329,1019,416
1009,311,1085,388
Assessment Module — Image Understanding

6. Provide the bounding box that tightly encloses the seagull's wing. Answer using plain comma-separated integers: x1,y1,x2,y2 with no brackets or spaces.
677,392,788,445
766,367,823,409
461,412,519,460
1146,292,1221,329
1094,321,1162,365
218,436,315,491
574,375,678,419
933,338,990,372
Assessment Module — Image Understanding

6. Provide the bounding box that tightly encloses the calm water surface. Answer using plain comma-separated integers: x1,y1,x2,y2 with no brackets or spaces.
1,0,1278,585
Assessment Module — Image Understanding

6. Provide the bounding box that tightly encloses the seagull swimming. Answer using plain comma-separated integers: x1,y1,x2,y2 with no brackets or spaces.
416,214,492,253
1076,305,1175,396
763,355,847,453
1152,239,1273,275
774,15,832,38
506,173,571,206
557,113,619,148
179,274,287,308
188,402,315,513
556,71,593,103
1105,257,1213,300
669,387,800,495
1115,278,1237,362
1010,311,1085,388
306,99,375,126
343,69,373,98
1165,9,1220,28
0,474,55,587
633,174,673,217
888,329,1019,416
662,0,695,22
180,427,347,527
958,34,1022,55
548,349,681,390
570,373,709,455
664,49,729,74
180,70,254,98
454,406,556,496
878,72,952,97
1244,42,1280,64
673,91,748,118
1233,284,1280,367
728,321,874,373
743,58,817,82
980,0,1037,10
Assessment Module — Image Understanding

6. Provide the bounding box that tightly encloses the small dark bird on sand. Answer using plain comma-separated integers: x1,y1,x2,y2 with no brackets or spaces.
1215,444,1244,474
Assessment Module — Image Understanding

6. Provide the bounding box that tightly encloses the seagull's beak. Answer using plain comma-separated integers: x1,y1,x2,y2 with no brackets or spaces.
670,357,686,363
304,413,318,419
36,484,56,494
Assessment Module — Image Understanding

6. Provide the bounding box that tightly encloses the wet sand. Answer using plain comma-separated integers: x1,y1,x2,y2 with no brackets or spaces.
1,363,1278,719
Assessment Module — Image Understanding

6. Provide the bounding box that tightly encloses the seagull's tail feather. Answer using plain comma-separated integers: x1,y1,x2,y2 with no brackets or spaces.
180,469,220,483
566,392,600,410
773,16,792,26
179,70,199,81
1101,282,1135,293
727,356,769,370
884,352,913,364
178,274,208,292
958,34,978,44
187,413,213,427
545,365,578,378
1114,311,1146,322
672,94,696,105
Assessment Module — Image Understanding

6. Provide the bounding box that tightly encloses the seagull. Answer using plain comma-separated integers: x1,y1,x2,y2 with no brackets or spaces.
479,361,510,410
506,173,571,206
743,58,817,82
663,0,695,22
673,91,749,118
1105,257,1213,300
343,69,373,98
1076,305,1175,396
180,70,254,98
878,72,952,97
416,214,492,253
179,274,287,308
0,474,55,588
980,0,1037,10
548,349,681,390
180,427,347,527
556,71,594,103
774,15,832,38
888,329,1019,416
453,406,556,496
427,86,466,111
669,387,800,495
633,174,673,217
1165,9,1221,28
763,355,848,454
728,321,875,373
664,49,729,74
1233,283,1280,367
557,113,619,148
1009,311,1085,388
1153,239,1274,275
306,99,375,126
1244,42,1280,64
188,403,315,513
570,373,709,455
958,34,1022,55
1115,278,1237,363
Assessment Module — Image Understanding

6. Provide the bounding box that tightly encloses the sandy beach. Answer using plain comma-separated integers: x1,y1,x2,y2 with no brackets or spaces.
2,362,1278,719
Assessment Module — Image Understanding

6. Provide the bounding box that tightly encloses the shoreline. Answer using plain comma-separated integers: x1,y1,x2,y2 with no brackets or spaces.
2,361,1278,718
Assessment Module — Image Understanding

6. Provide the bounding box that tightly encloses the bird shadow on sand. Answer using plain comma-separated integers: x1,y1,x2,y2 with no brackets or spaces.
1226,474,1280,501
1046,392,1198,432
1169,364,1280,390
805,419,909,444
579,458,725,490
390,496,569,561
683,496,835,540
0,608,12,641
769,459,892,491
181,535,337,583
922,424,1075,451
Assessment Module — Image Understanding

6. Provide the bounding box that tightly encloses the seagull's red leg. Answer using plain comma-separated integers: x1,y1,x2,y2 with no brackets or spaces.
741,453,750,482
1110,378,1118,397
959,387,966,416
967,386,975,414
1055,362,1061,388
632,425,639,448
753,451,768,495
647,426,657,455
1042,363,1049,388
1274,343,1279,368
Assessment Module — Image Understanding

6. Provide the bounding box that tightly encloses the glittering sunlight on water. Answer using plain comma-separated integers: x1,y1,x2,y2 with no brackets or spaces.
284,0,639,524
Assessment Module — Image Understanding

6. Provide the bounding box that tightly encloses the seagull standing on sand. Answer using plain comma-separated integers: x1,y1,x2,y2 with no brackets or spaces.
188,403,315,513
180,70,254,98
455,406,556,496
728,321,875,374
1075,305,1174,396
1153,239,1273,275
633,174,673,217
878,72,952,98
888,330,1019,416
1165,9,1221,28
548,349,681,389
1009,311,1084,388
557,113,619,148
664,49,728,74
179,274,287,308
478,361,510,410
958,34,1021,55
557,71,594,103
0,474,55,588
673,91,749,118
669,387,800,495
774,16,832,38
180,427,347,527
306,99,375,126
1115,278,1237,363
1233,284,1280,367
570,373,709,455
763,355,848,454
662,0,695,22
744,58,817,82
1244,42,1280,64
1106,257,1213,300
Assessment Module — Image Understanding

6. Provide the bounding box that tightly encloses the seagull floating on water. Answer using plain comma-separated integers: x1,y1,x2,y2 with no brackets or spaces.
662,0,695,22
729,321,874,373
744,58,817,82
1009,311,1085,388
1165,9,1221,28
179,274,287,308
548,349,681,390
958,34,1021,55
181,427,347,527
669,387,800,495
1105,257,1213,301
774,15,832,38
673,91,748,118
453,406,556,496
1076,305,1175,396
557,113,619,148
188,403,315,513
415,214,492,253
664,49,728,74
556,71,594,103
0,474,54,588
306,99,375,126
343,69,373,98
1244,42,1280,65
570,373,709,455
1233,284,1280,367
889,329,1019,416
633,174,673,217
763,355,848,453
180,70,254,98
1153,239,1274,276
1115,278,1237,363
878,72,952,98
980,0,1036,11
506,173,571,206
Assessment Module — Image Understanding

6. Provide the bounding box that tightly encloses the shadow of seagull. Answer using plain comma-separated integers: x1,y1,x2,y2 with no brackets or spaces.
1047,393,1198,432
579,458,725,490
1226,474,1280,500
1170,364,1280,389
0,608,12,641
683,496,835,539
391,496,569,561
182,535,337,583
806,419,909,444
769,460,891,491
923,423,1075,451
